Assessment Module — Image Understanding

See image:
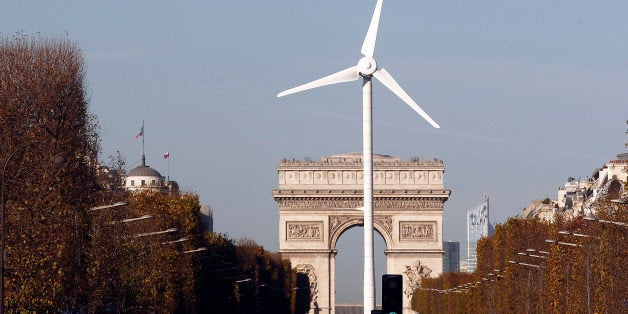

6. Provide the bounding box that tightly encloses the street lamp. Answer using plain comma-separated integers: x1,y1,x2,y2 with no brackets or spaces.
544,239,581,247
508,260,545,269
163,237,189,245
583,216,628,227
558,230,597,238
120,214,154,224
610,197,628,204
133,227,178,238
183,247,207,254
89,201,129,211
526,248,550,255
509,259,545,312
517,252,548,259
235,278,252,284
554,231,597,314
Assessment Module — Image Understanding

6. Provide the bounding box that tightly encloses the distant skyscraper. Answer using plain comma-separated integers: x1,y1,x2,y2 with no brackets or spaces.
442,241,460,273
199,204,214,232
466,196,492,273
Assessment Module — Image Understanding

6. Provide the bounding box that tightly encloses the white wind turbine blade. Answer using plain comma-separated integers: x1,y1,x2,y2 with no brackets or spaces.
277,66,360,98
373,68,441,128
361,0,384,57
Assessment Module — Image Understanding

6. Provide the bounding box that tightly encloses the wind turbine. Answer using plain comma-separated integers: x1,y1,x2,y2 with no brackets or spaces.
277,0,440,312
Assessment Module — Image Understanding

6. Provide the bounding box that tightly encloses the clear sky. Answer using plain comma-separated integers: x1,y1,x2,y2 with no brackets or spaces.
2,0,627,304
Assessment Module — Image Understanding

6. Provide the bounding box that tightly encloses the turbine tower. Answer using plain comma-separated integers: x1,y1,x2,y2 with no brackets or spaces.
277,1,440,312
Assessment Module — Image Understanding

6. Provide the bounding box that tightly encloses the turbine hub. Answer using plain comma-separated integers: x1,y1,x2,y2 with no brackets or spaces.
358,57,377,76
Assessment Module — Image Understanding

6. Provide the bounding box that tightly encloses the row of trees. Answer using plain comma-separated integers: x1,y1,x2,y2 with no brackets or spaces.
87,192,302,313
1,35,309,312
413,198,627,313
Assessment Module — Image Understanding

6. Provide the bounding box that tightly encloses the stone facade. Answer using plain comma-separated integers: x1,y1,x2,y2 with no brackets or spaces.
273,153,450,313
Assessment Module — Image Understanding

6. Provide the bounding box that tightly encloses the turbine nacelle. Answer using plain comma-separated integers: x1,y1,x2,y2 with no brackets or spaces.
358,57,377,76
277,0,439,129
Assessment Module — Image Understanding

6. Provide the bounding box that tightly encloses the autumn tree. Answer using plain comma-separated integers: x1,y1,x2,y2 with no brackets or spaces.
110,191,202,313
0,34,99,311
234,237,295,314
413,211,626,314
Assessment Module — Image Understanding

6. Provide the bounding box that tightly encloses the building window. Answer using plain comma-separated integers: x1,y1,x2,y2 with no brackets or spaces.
141,180,145,186
151,180,156,185
131,180,135,186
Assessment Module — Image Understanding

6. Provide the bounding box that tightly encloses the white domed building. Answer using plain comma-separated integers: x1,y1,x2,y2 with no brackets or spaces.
124,155,177,193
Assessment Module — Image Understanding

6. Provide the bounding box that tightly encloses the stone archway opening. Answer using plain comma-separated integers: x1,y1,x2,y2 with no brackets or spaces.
334,225,387,306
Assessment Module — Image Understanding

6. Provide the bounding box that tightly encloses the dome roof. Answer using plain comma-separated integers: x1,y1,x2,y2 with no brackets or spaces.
128,165,162,178
127,155,163,178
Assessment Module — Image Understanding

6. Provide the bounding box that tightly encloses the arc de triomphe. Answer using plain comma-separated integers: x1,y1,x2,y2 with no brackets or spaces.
273,153,450,313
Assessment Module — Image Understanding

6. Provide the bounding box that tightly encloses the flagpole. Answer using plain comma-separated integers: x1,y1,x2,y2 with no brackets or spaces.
167,148,170,183
142,120,145,164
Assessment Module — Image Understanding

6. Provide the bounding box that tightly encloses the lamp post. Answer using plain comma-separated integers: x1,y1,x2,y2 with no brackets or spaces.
89,201,129,211
119,214,153,224
526,248,550,255
544,239,581,247
584,216,628,227
554,231,597,314
183,247,207,254
508,260,545,269
508,259,545,312
517,252,549,260
133,227,178,238
610,197,628,204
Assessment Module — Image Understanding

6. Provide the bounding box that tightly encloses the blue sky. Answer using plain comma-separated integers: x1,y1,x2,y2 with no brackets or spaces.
2,0,627,303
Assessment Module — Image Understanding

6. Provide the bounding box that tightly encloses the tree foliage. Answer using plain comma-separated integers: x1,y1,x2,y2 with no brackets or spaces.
87,191,203,312
196,235,298,313
1,34,99,312
412,201,627,313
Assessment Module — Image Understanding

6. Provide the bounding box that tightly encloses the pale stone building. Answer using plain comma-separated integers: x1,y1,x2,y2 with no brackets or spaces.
273,153,450,313
124,155,178,193
523,151,627,221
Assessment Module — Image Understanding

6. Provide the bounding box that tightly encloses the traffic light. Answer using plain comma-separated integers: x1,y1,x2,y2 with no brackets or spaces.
382,274,403,314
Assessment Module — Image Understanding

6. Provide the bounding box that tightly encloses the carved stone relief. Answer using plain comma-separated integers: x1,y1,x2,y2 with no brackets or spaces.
403,260,432,298
385,171,399,184
428,171,443,184
329,216,357,237
278,199,361,210
374,216,393,235
329,215,392,244
295,264,319,303
286,222,323,241
279,169,445,186
375,199,443,210
414,171,427,184
399,221,437,241
313,171,327,184
285,171,299,184
342,171,356,184
399,171,413,184
300,171,313,184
